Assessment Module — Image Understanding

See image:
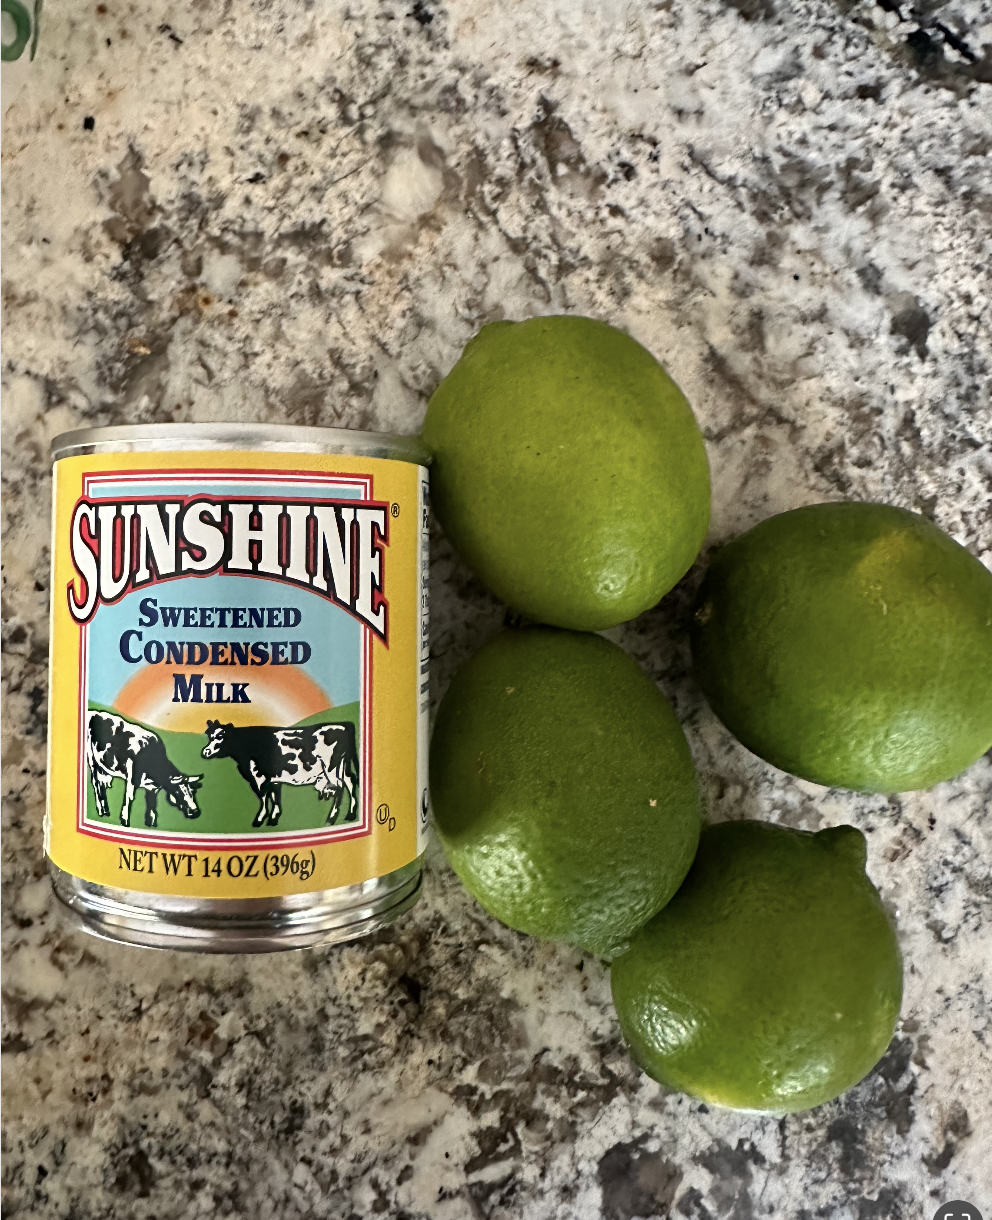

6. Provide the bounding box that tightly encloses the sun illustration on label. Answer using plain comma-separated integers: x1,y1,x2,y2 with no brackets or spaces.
114,664,335,733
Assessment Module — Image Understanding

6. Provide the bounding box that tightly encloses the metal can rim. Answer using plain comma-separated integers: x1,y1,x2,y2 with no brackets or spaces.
51,423,431,466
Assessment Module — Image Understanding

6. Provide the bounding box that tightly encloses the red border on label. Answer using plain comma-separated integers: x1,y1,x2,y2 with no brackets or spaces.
73,466,377,851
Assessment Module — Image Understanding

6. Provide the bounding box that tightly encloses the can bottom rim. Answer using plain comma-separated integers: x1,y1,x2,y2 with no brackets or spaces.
48,860,423,954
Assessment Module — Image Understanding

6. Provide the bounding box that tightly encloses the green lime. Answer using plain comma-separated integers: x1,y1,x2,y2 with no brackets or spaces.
421,316,710,631
430,627,701,955
691,502,992,792
611,820,902,1113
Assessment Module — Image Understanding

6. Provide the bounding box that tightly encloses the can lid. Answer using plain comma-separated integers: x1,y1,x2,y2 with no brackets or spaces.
51,422,432,466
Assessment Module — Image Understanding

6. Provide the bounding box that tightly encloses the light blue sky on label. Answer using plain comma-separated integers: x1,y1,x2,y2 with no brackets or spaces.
90,475,365,501
88,574,361,709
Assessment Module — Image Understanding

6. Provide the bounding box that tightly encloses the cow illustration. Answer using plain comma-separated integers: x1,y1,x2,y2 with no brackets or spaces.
87,710,203,828
201,720,360,828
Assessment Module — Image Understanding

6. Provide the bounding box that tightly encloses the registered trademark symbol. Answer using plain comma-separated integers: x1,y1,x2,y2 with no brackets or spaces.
390,503,400,518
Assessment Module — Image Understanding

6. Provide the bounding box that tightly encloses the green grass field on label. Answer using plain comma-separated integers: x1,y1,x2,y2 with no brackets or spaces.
84,703,361,835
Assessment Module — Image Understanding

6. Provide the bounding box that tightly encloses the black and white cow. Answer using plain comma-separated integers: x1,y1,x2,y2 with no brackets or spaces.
201,720,360,828
87,710,203,828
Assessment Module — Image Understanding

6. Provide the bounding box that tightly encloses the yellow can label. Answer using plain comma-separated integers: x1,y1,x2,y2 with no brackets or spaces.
46,450,429,899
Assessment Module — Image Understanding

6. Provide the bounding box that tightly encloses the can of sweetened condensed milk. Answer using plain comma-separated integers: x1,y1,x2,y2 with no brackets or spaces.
46,424,430,952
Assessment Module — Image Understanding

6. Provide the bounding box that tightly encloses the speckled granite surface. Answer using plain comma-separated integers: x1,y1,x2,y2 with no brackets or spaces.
3,0,991,1216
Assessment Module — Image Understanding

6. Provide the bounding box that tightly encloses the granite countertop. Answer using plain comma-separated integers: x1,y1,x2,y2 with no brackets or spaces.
2,0,990,1216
